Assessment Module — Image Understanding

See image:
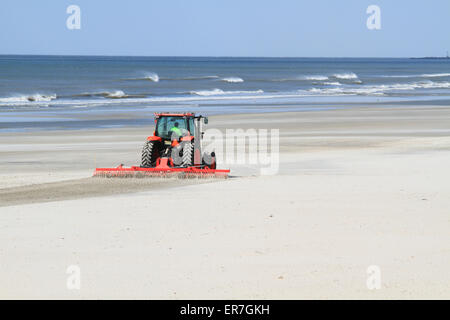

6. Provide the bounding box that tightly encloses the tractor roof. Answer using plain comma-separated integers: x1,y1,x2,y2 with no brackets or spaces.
154,112,195,117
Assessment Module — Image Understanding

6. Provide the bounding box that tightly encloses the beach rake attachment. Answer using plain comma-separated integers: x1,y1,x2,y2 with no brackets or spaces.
93,163,230,179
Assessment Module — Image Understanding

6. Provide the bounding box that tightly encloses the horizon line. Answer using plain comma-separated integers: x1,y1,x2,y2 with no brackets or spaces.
1,53,447,59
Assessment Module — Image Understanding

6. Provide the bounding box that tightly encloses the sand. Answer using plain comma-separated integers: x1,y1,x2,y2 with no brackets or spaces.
0,105,450,299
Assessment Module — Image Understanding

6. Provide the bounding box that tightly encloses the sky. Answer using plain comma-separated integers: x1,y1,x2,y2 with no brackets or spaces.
0,0,449,57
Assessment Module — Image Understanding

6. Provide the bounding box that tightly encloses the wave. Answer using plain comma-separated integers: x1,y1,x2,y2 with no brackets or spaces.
221,77,244,83
381,73,450,78
104,90,128,99
273,75,329,82
3,78,449,109
303,75,329,81
172,75,219,80
55,91,303,106
422,73,450,78
190,88,225,96
332,72,359,80
307,81,450,96
143,72,159,82
72,90,149,99
189,88,263,96
0,94,57,103
72,92,108,98
187,81,450,98
123,72,159,82
414,80,450,89
272,72,360,83
126,75,221,81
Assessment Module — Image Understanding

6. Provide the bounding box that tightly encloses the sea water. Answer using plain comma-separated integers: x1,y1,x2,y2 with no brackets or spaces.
1,55,449,131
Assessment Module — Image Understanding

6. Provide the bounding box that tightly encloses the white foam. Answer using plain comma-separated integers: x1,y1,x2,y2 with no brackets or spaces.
333,72,358,80
190,88,225,96
221,77,244,83
309,87,347,95
0,94,57,104
275,75,329,81
190,88,263,96
303,75,329,81
323,82,342,86
415,80,450,88
105,90,128,98
178,75,219,80
144,72,159,82
124,72,160,82
307,81,450,96
422,73,450,78
381,73,450,78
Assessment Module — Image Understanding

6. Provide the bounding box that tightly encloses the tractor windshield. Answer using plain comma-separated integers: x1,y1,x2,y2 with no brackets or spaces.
156,116,189,140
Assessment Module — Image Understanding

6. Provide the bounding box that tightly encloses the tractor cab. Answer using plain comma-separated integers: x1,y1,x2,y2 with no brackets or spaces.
141,112,214,169
153,113,207,141
155,115,192,141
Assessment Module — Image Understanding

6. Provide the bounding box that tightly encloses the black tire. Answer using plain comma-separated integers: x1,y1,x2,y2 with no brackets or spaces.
203,151,216,169
210,152,216,169
141,140,159,167
182,141,194,167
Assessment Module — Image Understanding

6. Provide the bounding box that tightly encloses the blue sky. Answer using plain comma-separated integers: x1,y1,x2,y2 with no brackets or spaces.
0,0,449,57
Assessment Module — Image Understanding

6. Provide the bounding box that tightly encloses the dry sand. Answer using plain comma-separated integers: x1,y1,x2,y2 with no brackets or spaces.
1,105,450,299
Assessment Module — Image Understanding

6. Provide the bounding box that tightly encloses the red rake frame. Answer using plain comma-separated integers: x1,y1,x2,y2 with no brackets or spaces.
93,164,230,179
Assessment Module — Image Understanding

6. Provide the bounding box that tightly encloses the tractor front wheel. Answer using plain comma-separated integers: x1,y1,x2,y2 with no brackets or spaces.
141,140,159,167
181,141,194,167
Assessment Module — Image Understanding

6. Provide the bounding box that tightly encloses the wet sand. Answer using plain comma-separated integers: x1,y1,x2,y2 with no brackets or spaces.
0,177,214,207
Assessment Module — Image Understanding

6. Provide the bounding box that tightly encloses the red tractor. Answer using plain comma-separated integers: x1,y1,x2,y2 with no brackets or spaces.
93,112,229,178
141,112,216,169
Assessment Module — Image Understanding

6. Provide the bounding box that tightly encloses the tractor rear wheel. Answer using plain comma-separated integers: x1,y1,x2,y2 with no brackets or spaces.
181,141,194,167
210,152,216,169
203,151,216,169
141,140,159,167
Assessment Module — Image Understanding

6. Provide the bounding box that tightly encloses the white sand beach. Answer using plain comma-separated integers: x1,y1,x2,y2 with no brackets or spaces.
1,106,450,299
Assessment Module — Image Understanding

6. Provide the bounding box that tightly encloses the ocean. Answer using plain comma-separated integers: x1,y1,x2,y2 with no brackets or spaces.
1,55,449,131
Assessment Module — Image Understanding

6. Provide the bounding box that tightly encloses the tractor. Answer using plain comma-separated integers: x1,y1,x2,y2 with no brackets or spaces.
94,112,228,178
141,112,216,169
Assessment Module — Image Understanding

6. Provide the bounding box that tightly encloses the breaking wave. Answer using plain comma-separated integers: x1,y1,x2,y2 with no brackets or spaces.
303,75,329,81
71,90,148,99
172,75,220,80
123,72,159,82
0,94,57,103
189,88,263,96
104,90,128,98
221,77,244,83
422,73,450,78
332,72,359,80
308,81,450,96
381,72,450,78
125,74,222,81
143,72,159,82
273,75,329,82
274,74,358,82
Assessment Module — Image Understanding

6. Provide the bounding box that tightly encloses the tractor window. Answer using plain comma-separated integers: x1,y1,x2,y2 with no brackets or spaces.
156,117,188,140
189,118,195,137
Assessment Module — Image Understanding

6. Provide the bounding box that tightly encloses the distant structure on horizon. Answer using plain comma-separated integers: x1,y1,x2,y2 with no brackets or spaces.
411,51,450,60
